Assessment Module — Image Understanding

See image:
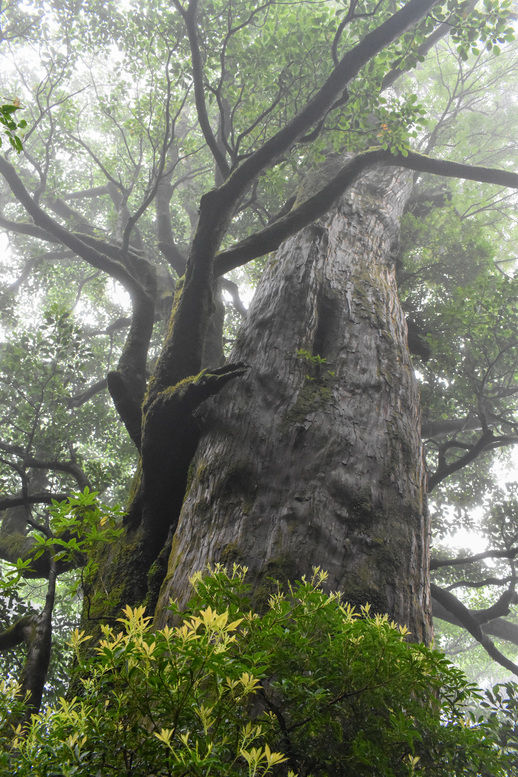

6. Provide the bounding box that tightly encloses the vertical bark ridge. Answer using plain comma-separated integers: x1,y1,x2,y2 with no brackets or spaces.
156,165,432,644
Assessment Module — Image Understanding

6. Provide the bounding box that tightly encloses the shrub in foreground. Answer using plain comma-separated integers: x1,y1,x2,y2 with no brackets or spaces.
0,567,509,776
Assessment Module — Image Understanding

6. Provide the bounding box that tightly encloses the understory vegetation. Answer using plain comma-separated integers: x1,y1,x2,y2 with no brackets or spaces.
2,567,517,777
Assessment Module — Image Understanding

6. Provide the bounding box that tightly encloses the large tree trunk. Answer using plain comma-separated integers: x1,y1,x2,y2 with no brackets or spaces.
155,165,432,644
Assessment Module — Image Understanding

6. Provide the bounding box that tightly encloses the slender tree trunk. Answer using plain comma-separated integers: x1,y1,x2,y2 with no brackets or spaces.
156,165,432,643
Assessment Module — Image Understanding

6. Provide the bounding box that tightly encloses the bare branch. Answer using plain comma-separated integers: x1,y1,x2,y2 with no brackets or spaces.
431,547,518,570
173,0,230,181
431,583,518,676
0,156,143,295
215,148,518,276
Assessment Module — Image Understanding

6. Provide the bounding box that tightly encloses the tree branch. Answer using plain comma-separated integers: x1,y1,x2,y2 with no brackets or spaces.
19,554,57,716
215,148,518,276
428,431,518,491
0,615,36,651
0,441,91,490
0,529,82,578
220,0,443,205
67,378,108,408
0,155,143,296
380,0,478,90
0,153,159,440
431,547,518,570
174,0,230,181
432,599,518,648
431,583,518,676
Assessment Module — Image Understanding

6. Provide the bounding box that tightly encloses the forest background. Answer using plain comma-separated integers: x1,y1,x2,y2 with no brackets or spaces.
0,0,518,755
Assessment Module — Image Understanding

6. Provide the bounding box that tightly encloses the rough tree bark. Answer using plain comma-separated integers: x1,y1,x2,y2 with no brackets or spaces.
155,164,432,644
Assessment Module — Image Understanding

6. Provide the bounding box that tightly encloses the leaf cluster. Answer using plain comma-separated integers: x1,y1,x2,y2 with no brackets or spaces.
0,101,26,152
28,487,124,572
0,567,511,776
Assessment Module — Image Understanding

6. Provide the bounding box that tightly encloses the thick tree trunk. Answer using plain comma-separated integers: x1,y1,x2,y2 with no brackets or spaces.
156,165,432,643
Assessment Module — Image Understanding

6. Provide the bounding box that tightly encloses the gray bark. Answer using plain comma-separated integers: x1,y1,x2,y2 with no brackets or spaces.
156,165,432,644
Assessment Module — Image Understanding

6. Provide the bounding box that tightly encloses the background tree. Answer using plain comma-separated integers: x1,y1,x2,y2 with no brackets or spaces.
0,0,517,709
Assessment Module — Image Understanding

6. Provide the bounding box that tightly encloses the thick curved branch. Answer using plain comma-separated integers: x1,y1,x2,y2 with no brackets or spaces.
398,149,518,189
428,431,518,491
422,412,503,439
158,239,188,276
431,547,518,571
431,583,518,676
173,0,230,181
215,148,390,275
0,210,148,271
0,156,143,296
432,599,518,648
108,280,157,448
0,492,68,510
215,148,518,276
107,370,142,449
46,195,98,236
64,184,110,200
0,441,91,490
0,213,62,243
471,588,517,626
484,619,518,647
0,530,82,577
0,615,36,651
220,0,442,205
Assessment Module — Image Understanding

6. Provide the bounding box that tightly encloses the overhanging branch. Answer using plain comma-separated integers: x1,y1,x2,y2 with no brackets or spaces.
431,583,518,676
215,148,518,276
221,0,442,204
0,156,143,296
0,530,83,578
432,599,518,648
431,547,518,570
0,492,68,510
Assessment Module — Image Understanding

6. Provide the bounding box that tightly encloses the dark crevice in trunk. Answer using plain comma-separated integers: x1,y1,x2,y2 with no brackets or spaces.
312,291,341,363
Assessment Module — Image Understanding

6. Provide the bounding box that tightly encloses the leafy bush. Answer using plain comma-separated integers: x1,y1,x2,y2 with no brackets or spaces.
482,681,518,772
0,567,509,776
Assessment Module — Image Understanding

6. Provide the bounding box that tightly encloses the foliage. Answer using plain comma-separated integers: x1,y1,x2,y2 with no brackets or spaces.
0,489,124,705
0,101,26,152
0,303,136,501
30,487,124,576
0,567,511,777
0,0,517,701
483,681,518,772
